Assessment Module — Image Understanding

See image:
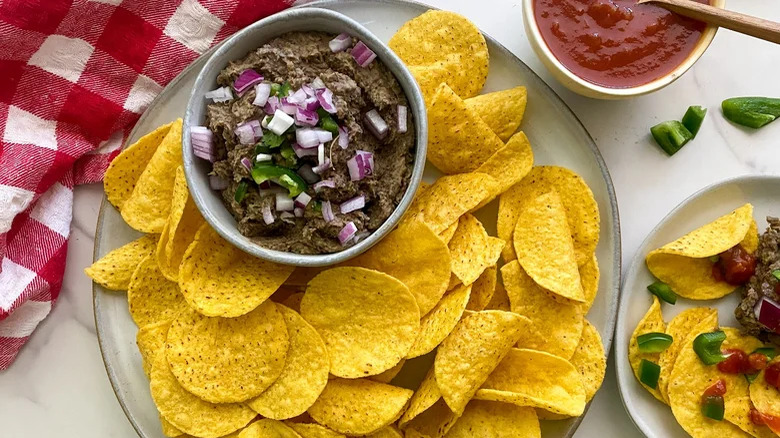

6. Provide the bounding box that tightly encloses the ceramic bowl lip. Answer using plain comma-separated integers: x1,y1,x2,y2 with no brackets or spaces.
182,7,427,267
522,0,725,99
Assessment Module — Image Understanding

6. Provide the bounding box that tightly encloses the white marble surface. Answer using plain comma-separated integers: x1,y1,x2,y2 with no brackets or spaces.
2,1,780,437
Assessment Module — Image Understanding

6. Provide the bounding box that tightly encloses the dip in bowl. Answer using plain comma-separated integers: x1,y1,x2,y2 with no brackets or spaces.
183,8,427,266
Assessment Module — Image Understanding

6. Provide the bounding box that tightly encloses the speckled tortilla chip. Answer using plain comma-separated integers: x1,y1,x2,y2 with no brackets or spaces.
426,83,504,174
445,400,540,438
85,234,158,290
286,423,345,438
136,320,172,378
307,379,413,436
166,301,289,403
570,320,606,402
407,284,471,358
407,63,459,106
156,166,204,282
466,265,496,311
178,223,294,317
369,359,406,384
438,221,459,245
474,131,534,197
628,296,668,403
502,260,583,359
448,215,504,286
485,283,511,311
435,310,530,414
752,357,780,418
465,87,528,142
365,426,403,438
105,122,172,210
121,119,183,233
127,255,185,327
237,419,301,438
398,367,444,428
579,254,600,313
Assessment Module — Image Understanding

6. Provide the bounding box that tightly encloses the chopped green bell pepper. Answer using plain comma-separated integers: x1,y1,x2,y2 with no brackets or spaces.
637,332,674,354
753,347,778,360
682,105,707,137
278,144,297,168
722,97,780,129
651,121,694,156
693,330,729,365
251,164,307,197
701,395,725,421
234,181,249,203
639,359,661,389
647,281,678,304
709,255,720,263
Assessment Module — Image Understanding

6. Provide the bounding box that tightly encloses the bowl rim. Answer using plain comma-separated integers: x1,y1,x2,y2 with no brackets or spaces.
182,7,428,267
522,0,725,98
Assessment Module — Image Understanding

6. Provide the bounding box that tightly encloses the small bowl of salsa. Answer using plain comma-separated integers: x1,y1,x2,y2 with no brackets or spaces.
523,0,724,99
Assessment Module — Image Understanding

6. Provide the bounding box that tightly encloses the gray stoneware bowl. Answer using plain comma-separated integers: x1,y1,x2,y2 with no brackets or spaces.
183,7,427,267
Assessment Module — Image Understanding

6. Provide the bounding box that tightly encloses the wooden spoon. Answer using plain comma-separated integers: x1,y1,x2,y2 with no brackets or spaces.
637,0,780,45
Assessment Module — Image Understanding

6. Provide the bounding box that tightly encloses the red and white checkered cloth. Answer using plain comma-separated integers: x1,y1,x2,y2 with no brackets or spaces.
0,0,295,370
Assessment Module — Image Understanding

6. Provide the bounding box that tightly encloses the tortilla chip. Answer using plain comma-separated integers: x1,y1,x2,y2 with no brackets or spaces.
743,219,760,252
249,304,329,420
485,283,511,311
179,223,294,317
121,119,183,233
398,367,444,428
301,267,420,378
445,400,540,438
369,359,406,384
365,426,403,438
570,320,606,402
407,284,471,358
646,204,755,300
160,418,184,438
127,255,185,327
499,166,599,265
466,265,497,311
85,234,158,290
406,63,456,106
286,423,345,438
156,166,204,282
474,131,534,199
136,320,172,378
346,221,451,315
282,292,305,313
434,310,530,414
401,398,458,438
401,173,498,234
307,379,413,436
105,122,173,210
503,260,584,359
751,357,780,418
628,296,668,403
465,87,528,142
238,419,301,438
579,254,600,313
513,191,585,302
657,307,719,403
448,215,504,286
438,221,459,245
166,301,289,403
426,83,505,174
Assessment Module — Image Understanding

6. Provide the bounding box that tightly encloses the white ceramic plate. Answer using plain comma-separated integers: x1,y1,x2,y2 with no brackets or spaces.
93,1,620,437
615,175,780,438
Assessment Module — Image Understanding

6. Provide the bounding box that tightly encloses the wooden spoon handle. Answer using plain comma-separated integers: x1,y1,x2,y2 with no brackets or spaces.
638,0,780,45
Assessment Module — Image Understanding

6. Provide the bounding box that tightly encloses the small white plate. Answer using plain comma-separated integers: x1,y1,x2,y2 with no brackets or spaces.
615,174,780,438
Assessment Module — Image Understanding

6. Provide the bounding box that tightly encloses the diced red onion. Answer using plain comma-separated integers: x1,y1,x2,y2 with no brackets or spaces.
293,143,318,158
262,205,274,225
205,86,233,103
314,128,333,143
209,175,228,190
337,126,349,149
351,41,377,67
312,159,331,174
191,126,216,162
233,69,264,94
264,96,280,115
364,109,388,140
261,115,271,128
287,89,307,104
276,193,294,211
314,179,335,192
268,110,294,135
304,96,320,111
356,150,374,175
322,201,334,222
235,121,257,145
280,211,295,221
316,88,337,114
294,192,312,208
295,107,319,126
397,105,408,133
191,125,213,142
301,84,315,97
329,33,352,53
318,143,326,165
338,221,357,244
347,151,374,181
253,83,271,107
241,157,253,172
311,77,326,90
354,231,370,243
296,128,321,148
280,97,298,115
255,153,273,162
340,195,365,214
755,296,780,333
294,207,304,218
297,164,320,184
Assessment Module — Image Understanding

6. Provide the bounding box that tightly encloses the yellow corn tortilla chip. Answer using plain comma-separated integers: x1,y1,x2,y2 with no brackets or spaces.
286,423,345,438
238,419,301,438
365,427,403,438
426,83,505,174
570,320,607,402
398,367,443,428
513,191,585,302
127,255,185,327
407,284,471,358
579,254,600,313
161,418,184,438
249,304,329,420
401,173,499,235
406,63,456,106
150,346,255,438
485,283,511,311
628,296,668,403
156,166,204,282
646,204,755,300
474,131,534,198
438,220,459,245
751,357,780,418
179,223,294,317
445,400,540,438
402,399,458,438
475,348,586,417
85,234,158,290
743,219,760,252
281,291,305,313
503,261,584,359
136,320,172,378
465,87,528,142
121,119,183,233
657,307,719,403
346,221,451,316
307,379,413,436
369,359,406,384
301,267,420,378
166,301,289,403
105,122,172,210
435,310,530,414
448,214,504,286
389,10,488,99
466,265,496,311
499,166,599,265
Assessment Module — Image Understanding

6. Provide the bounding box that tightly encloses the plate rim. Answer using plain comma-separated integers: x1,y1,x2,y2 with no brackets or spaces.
92,1,622,436
614,173,780,438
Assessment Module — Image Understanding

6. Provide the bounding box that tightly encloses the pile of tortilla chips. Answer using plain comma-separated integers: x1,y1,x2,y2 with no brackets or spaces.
86,10,608,438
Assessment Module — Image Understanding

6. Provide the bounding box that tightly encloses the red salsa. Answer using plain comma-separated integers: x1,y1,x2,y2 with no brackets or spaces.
766,362,780,390
711,244,757,285
716,349,766,375
533,0,709,88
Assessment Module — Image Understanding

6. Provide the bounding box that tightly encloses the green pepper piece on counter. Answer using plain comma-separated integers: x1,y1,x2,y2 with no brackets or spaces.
701,395,725,421
647,281,678,304
251,164,308,198
639,359,661,389
637,332,674,354
234,181,249,203
693,330,729,365
651,121,694,156
682,105,707,137
722,97,780,129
